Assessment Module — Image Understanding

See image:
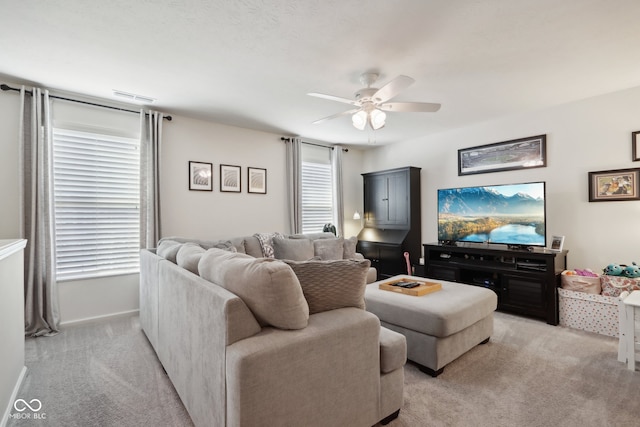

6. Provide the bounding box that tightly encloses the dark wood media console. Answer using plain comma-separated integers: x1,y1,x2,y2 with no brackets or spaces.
422,243,568,325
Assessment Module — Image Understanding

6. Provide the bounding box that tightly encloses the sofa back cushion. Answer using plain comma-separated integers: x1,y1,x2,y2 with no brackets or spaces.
284,259,371,315
343,236,358,259
199,248,309,330
272,237,315,261
313,238,344,260
176,243,206,274
157,239,182,263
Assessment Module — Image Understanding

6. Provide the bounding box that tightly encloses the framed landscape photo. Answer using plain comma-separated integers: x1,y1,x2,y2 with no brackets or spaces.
458,134,547,176
188,161,213,191
588,168,640,202
220,164,241,192
633,131,640,161
248,167,267,194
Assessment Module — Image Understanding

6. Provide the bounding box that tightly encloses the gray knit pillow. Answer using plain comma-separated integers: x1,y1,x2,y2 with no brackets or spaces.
284,259,371,314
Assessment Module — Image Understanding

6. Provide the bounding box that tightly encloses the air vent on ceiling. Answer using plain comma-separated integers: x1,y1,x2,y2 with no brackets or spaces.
112,90,156,104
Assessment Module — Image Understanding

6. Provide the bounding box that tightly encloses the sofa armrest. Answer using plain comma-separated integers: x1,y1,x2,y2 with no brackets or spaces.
226,308,381,427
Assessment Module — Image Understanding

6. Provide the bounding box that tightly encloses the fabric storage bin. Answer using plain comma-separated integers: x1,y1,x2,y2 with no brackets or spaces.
601,275,640,297
560,271,601,294
558,288,618,337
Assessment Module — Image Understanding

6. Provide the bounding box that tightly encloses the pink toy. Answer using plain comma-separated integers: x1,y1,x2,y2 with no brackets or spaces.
404,252,411,275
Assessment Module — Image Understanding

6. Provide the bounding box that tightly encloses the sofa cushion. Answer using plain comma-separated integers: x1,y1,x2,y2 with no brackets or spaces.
343,236,358,259
176,243,206,274
253,232,285,258
272,237,314,261
284,259,370,315
199,248,309,330
313,238,344,260
289,232,335,240
242,236,263,257
157,239,182,263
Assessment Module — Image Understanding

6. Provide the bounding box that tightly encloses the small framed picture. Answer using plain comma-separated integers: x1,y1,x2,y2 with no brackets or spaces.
633,131,640,161
220,164,241,192
188,161,212,191
550,235,565,252
588,168,640,202
248,167,267,194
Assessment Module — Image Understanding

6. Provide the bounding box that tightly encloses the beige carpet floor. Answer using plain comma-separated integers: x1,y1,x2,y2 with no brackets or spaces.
7,311,640,426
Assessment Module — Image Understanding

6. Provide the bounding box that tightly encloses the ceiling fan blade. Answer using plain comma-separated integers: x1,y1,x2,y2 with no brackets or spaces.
372,75,415,103
379,102,441,113
312,108,361,124
308,92,358,105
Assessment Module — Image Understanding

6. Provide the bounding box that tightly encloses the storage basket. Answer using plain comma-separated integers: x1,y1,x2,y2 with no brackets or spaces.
601,275,640,297
558,288,618,337
560,271,601,294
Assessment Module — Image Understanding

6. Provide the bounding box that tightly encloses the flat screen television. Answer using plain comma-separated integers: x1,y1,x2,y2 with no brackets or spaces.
437,181,546,247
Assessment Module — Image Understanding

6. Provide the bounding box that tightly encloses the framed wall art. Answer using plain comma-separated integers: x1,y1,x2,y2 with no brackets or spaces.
220,164,241,192
588,168,640,202
550,235,565,252
248,167,267,194
458,134,547,176
188,161,213,191
632,131,640,161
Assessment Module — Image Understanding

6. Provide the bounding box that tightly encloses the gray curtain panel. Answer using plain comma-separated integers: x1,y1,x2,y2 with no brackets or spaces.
140,110,163,249
285,137,302,234
332,146,345,237
20,86,60,337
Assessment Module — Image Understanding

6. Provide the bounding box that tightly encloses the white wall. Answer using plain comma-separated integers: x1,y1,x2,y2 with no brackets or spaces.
342,147,366,239
160,116,288,239
362,86,640,271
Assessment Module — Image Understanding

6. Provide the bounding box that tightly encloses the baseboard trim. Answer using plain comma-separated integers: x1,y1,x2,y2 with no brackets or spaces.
1,366,27,427
59,309,140,326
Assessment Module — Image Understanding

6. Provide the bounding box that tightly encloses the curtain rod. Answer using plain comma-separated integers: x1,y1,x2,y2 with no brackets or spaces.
1,83,172,121
280,137,348,152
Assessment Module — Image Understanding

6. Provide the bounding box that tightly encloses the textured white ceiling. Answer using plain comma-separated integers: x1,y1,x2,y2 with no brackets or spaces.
2,0,640,146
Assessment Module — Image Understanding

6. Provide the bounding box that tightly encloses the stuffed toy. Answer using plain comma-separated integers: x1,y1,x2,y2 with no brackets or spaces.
603,263,625,276
622,262,640,278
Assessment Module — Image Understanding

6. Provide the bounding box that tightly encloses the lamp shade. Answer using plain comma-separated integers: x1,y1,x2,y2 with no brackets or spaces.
369,109,386,130
352,111,367,130
353,211,361,220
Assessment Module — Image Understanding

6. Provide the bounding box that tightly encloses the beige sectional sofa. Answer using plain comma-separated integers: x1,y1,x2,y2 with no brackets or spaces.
139,233,405,427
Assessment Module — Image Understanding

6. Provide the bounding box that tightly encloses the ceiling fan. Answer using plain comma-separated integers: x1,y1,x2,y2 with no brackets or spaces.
308,72,441,131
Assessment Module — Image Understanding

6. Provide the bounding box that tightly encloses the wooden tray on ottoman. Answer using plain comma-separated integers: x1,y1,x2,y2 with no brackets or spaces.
379,278,442,296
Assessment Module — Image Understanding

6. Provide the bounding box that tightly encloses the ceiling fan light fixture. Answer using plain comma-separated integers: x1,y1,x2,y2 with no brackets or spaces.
369,109,386,130
352,110,367,130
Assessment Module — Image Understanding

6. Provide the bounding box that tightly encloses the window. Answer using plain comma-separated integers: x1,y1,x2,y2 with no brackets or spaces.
301,144,334,234
52,128,140,281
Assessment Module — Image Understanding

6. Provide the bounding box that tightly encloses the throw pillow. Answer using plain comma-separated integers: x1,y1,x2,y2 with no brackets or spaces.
343,236,358,259
198,248,309,330
176,243,206,274
253,232,284,258
272,237,314,261
313,238,344,260
284,259,371,315
157,240,182,263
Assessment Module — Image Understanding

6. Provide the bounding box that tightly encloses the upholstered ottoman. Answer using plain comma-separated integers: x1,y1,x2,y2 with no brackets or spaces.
365,275,497,377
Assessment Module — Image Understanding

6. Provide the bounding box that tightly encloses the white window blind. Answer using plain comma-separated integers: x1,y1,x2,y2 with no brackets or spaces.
301,144,334,234
52,128,141,281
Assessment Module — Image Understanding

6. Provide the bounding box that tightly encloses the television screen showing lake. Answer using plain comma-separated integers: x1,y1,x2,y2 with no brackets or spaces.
461,224,544,245
437,182,546,246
